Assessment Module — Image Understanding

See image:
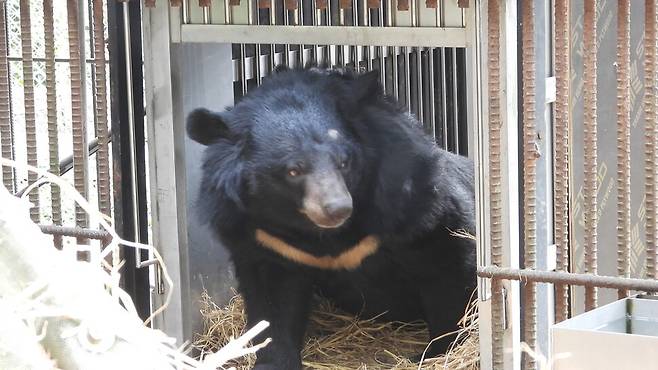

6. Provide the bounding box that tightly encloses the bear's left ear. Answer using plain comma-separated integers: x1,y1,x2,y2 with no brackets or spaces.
186,108,234,146
352,70,381,102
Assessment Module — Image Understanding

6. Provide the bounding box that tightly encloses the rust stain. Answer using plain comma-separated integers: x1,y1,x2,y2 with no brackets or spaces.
285,0,298,10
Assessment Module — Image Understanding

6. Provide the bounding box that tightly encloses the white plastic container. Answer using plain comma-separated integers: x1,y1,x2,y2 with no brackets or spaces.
552,295,658,370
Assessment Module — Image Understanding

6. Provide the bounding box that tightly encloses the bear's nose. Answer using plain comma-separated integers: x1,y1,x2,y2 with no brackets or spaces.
323,199,353,221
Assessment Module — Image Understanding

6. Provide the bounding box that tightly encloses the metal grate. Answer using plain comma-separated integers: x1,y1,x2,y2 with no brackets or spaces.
230,43,468,153
477,1,658,369
0,0,111,249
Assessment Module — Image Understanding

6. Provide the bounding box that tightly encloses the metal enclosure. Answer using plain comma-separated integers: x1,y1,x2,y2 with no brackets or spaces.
141,0,484,353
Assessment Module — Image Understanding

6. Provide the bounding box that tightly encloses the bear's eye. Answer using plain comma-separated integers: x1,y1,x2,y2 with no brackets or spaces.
288,168,301,177
339,160,349,169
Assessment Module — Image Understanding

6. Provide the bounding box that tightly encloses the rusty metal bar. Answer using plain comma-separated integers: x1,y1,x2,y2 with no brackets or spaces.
521,0,537,367
38,224,111,241
478,266,658,293
93,0,112,218
0,0,12,192
68,0,89,247
583,0,598,311
19,0,39,223
43,0,62,248
616,0,631,298
553,0,570,323
645,0,658,280
487,0,504,368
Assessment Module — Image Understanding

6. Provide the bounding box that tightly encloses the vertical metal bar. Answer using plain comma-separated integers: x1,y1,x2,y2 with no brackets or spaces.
416,47,423,123
441,48,448,148
392,47,399,98
93,0,111,217
270,0,277,69
616,0,631,298
428,48,436,141
313,0,322,64
385,0,392,26
299,0,306,67
0,1,11,192
438,0,444,27
68,0,89,244
378,4,386,92
521,0,537,367
645,0,658,280
120,1,142,265
488,0,505,368
452,47,459,153
255,0,263,85
225,0,233,24
43,0,62,248
409,0,416,26
284,3,291,67
240,43,248,93
404,47,410,111
19,0,39,222
182,0,191,24
202,0,212,24
583,0,598,310
553,0,570,322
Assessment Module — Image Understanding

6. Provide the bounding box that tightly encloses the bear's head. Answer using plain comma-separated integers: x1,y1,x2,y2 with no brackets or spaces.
187,68,382,233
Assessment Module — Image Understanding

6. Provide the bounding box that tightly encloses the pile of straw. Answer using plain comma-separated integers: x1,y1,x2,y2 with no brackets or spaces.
195,290,479,370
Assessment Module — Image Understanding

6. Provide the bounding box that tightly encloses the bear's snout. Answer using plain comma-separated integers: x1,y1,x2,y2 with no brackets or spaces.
322,198,353,222
301,170,353,229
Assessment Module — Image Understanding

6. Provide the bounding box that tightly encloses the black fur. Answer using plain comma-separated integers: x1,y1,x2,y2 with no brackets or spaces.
187,67,476,370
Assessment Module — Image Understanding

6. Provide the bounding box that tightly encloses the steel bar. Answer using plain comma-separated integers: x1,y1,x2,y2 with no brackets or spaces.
617,0,631,298
521,0,537,367
416,47,423,123
440,48,448,148
225,0,232,24
0,1,12,192
181,0,190,24
68,0,89,245
19,0,39,222
487,0,504,368
392,47,399,98
121,1,143,266
583,0,598,311
645,0,658,280
378,4,386,92
404,47,410,111
452,48,459,153
428,48,435,141
478,266,658,293
38,224,111,241
93,0,112,217
43,0,62,248
553,0,570,323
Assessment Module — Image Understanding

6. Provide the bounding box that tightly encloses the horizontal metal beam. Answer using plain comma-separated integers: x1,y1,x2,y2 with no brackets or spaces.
180,25,468,48
478,266,658,292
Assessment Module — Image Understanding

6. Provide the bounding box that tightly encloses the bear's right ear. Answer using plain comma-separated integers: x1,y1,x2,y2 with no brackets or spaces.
186,108,233,146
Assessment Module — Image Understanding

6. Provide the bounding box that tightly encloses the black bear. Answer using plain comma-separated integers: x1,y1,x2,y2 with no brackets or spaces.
187,67,476,370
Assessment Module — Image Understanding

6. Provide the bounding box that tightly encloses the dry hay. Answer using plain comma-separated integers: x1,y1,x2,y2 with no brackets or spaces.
195,290,479,370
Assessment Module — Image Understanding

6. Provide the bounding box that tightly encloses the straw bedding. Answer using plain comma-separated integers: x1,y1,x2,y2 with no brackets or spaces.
194,290,479,370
